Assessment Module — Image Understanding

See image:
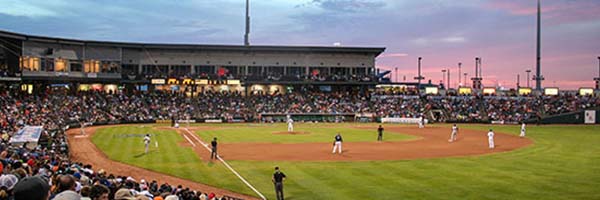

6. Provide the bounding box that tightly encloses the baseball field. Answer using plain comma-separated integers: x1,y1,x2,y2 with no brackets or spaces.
69,123,600,200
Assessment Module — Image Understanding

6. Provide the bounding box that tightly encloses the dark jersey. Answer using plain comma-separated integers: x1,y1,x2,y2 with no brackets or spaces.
273,171,286,183
211,140,217,148
378,127,384,134
335,135,343,142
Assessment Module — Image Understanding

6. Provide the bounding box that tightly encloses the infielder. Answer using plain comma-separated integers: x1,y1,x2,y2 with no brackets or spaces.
487,129,495,149
332,133,343,154
143,134,151,154
449,124,458,142
520,122,526,138
287,116,294,132
418,116,425,128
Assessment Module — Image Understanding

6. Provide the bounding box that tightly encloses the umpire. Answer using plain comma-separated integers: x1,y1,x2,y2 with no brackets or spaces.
211,137,218,160
377,125,384,141
272,166,287,200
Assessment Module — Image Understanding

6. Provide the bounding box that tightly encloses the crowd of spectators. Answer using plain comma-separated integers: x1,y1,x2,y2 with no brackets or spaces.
0,90,244,200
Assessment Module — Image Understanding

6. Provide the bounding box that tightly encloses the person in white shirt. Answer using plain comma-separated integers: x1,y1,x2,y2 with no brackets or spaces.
487,129,495,149
287,116,294,132
143,134,151,154
520,123,526,138
449,124,458,142
418,116,425,128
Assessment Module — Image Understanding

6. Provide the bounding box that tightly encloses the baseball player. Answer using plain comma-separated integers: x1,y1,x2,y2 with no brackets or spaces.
287,116,294,132
377,125,384,141
210,137,218,160
487,129,495,149
332,133,343,154
449,124,458,142
143,134,151,154
520,122,526,138
418,116,425,128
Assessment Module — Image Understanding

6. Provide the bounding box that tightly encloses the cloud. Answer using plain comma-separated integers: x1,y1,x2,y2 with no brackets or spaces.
296,0,386,12
380,53,409,58
441,36,466,43
0,0,58,18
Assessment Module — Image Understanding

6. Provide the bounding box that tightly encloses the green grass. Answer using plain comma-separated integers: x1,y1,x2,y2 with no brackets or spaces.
194,123,416,143
92,124,600,200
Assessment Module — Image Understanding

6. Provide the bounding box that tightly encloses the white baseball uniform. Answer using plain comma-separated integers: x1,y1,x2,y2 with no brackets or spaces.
487,131,495,149
287,118,294,132
418,117,424,128
449,125,458,142
520,123,526,137
144,135,151,154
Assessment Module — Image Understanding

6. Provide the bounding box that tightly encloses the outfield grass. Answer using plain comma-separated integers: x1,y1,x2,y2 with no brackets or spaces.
92,124,600,200
193,123,416,143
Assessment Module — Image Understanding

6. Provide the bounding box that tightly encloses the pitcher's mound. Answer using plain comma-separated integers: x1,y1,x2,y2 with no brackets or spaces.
273,131,310,135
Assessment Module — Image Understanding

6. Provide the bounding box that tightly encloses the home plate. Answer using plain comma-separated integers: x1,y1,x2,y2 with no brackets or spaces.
74,135,88,138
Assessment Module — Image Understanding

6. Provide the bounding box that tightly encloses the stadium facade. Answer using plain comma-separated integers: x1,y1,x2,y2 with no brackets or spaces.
0,30,384,95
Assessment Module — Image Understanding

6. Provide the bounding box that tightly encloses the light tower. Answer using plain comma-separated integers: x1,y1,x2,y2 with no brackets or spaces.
244,0,250,46
534,0,544,90
414,57,425,91
458,62,462,86
595,56,600,89
471,57,483,89
526,69,532,88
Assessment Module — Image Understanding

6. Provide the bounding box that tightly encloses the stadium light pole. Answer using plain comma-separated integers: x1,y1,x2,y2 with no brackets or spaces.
447,68,451,90
414,57,425,92
458,62,462,86
441,69,447,89
395,67,398,82
463,73,468,87
595,56,600,89
526,70,531,88
517,74,520,88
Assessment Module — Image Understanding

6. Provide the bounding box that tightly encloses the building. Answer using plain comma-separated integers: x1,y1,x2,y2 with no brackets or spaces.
0,30,385,95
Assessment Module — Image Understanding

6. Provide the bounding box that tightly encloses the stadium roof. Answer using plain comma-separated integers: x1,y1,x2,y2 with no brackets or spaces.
0,30,385,56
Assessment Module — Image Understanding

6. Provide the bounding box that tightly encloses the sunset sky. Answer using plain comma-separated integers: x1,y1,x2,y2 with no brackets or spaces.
1,0,599,89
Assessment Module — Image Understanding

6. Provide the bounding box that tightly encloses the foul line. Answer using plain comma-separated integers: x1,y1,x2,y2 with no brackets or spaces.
183,128,267,200
182,134,197,147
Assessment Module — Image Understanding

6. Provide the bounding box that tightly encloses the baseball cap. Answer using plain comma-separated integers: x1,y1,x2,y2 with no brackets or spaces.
0,174,18,190
53,190,82,200
114,188,136,200
12,176,51,200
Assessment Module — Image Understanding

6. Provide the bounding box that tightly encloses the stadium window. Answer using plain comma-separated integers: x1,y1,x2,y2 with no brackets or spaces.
41,58,54,72
84,60,100,73
70,60,83,72
20,56,40,71
54,58,66,72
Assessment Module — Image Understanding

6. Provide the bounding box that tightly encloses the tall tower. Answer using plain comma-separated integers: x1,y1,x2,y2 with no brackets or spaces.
535,0,543,90
244,0,250,46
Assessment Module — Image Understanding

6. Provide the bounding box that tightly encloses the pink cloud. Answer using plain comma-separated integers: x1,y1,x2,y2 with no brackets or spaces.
379,53,409,58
